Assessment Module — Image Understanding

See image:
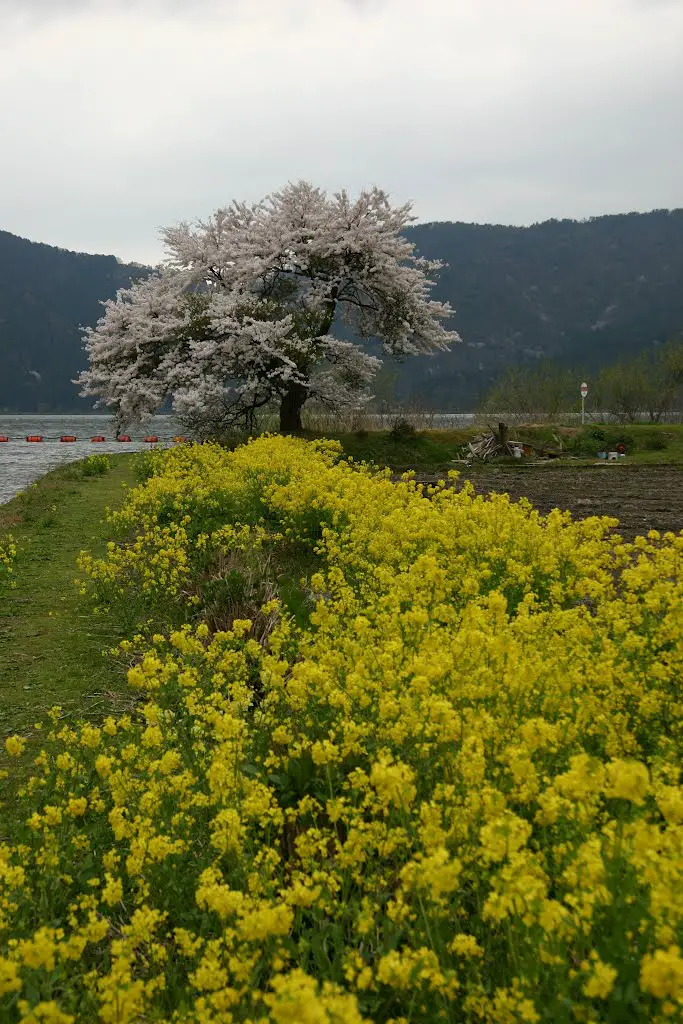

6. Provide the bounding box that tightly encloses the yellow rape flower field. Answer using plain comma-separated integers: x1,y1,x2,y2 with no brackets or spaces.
1,436,683,1023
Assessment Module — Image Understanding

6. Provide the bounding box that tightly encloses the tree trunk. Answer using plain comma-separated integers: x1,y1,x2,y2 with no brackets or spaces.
279,383,308,433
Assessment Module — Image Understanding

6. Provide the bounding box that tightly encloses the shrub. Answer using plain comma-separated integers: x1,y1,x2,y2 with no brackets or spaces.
564,428,636,456
0,533,17,590
81,453,111,477
132,449,164,482
389,418,417,441
641,430,668,451
562,433,598,457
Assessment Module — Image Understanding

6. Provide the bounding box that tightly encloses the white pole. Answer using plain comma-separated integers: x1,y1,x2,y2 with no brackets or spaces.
581,394,585,425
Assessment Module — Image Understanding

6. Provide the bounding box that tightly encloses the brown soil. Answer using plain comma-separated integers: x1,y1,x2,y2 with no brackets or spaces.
416,465,683,542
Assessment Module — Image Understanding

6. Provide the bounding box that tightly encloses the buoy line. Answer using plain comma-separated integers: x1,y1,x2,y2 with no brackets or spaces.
0,435,187,444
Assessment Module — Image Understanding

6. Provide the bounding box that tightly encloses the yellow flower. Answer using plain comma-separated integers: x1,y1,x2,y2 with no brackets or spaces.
604,759,650,805
67,797,88,818
43,806,63,827
141,725,163,748
5,735,26,757
101,873,124,907
640,946,683,1000
190,951,229,993
0,956,22,996
238,902,293,942
479,812,532,864
369,757,416,810
265,969,366,1024
582,957,618,999
490,983,540,1023
17,929,59,971
16,1001,75,1024
95,754,113,778
79,725,102,749
449,934,484,958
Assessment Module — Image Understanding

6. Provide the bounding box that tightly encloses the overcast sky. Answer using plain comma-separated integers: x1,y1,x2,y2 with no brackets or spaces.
1,0,681,265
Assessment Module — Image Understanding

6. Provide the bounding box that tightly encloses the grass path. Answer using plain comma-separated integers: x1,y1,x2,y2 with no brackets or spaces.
0,456,136,749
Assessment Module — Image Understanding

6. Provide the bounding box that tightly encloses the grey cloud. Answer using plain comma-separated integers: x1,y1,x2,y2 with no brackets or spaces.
0,0,680,264
0,0,191,7
0,0,233,28
0,0,375,41
0,0,367,12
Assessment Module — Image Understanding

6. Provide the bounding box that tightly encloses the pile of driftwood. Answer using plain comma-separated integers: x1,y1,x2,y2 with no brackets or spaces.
465,423,561,463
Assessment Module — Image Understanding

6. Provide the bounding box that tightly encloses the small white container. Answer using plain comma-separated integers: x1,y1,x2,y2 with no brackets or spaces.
608,451,618,461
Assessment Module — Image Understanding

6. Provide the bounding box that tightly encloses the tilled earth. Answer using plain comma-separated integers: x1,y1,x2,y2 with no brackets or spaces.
412,465,683,542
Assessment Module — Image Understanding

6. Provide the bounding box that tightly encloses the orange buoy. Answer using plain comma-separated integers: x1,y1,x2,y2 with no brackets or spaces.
91,435,106,442
0,435,8,442
173,436,186,443
117,435,132,442
60,435,77,442
143,435,159,443
26,435,43,442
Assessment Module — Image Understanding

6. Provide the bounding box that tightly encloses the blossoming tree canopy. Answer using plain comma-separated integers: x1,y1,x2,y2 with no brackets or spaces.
77,181,461,432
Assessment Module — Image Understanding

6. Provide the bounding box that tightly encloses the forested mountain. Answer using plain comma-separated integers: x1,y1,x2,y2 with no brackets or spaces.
0,209,682,412
398,209,683,408
0,230,148,412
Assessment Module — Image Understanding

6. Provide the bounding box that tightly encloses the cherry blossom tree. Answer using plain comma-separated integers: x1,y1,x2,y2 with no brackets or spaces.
78,181,460,433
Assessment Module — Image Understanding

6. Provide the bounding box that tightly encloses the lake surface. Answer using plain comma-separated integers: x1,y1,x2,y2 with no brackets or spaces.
0,412,481,505
0,415,178,504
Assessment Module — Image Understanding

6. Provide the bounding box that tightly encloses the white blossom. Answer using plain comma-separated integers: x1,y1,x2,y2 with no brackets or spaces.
77,181,461,431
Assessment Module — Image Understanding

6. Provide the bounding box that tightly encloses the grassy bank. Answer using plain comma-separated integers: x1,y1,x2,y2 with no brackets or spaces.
0,455,136,748
312,423,683,471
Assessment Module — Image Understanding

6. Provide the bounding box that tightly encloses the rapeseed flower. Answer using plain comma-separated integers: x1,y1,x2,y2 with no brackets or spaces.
1,436,682,1022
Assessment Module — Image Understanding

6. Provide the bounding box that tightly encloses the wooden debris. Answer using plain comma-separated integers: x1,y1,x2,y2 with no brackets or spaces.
465,422,562,462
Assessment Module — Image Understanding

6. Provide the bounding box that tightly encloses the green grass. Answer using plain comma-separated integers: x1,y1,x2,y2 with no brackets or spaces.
304,424,683,472
307,428,476,471
585,423,683,462
507,423,683,465
0,456,137,753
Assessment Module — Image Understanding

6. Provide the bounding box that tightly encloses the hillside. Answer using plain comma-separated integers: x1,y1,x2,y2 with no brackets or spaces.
0,230,148,412
0,210,682,412
400,209,683,407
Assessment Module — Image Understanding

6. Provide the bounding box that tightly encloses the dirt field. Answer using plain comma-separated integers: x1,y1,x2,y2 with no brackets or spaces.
421,465,683,542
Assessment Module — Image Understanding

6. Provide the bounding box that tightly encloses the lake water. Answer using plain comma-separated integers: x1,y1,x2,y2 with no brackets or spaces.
0,411,481,505
0,415,179,505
